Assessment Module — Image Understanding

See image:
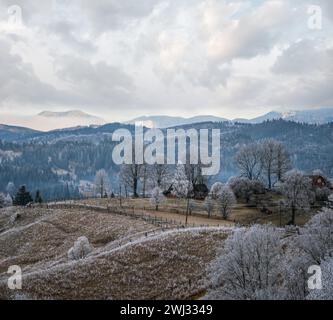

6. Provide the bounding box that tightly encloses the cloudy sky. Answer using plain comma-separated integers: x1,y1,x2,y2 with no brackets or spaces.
0,0,332,123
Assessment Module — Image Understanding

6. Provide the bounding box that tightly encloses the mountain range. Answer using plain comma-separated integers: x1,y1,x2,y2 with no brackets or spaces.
1,119,332,200
0,108,332,132
0,110,106,131
128,108,333,128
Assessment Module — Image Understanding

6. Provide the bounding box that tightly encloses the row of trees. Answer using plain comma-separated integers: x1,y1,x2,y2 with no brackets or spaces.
94,162,205,200
235,139,292,189
200,169,319,225
0,186,43,208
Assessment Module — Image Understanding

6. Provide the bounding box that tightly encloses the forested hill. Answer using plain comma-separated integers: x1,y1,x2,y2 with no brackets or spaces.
0,120,332,200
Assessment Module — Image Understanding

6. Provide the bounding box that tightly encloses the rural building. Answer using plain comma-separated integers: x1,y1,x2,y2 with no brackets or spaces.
308,175,331,188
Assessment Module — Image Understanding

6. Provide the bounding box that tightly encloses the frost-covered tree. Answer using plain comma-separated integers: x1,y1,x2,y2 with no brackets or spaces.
94,169,110,198
208,225,283,300
4,194,13,207
281,170,312,225
172,164,193,225
281,209,333,300
6,182,16,198
209,182,224,199
204,196,214,218
235,143,262,180
307,257,333,300
150,187,165,211
209,183,236,220
68,236,93,261
297,208,333,265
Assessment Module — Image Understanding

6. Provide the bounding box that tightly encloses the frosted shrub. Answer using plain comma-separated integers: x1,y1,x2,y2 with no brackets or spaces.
5,194,13,207
68,236,93,261
209,183,236,220
150,187,165,211
296,208,333,265
10,212,21,223
228,177,265,202
208,225,283,300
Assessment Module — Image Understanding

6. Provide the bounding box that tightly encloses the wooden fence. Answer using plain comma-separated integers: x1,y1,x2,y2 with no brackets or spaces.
40,201,205,229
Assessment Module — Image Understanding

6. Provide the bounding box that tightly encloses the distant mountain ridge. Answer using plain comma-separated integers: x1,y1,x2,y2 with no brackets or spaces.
38,110,104,120
126,115,229,128
0,107,332,133
128,108,333,128
0,110,106,131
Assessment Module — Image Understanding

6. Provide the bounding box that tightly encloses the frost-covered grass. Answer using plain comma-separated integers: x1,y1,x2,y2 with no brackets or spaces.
0,206,230,300
0,206,159,275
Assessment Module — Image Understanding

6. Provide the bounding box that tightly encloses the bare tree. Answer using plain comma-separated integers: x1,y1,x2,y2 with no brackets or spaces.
210,183,236,220
120,164,142,198
185,162,207,190
148,164,171,190
141,164,148,198
235,143,262,180
281,170,313,225
259,139,292,188
260,139,277,189
94,169,110,198
204,196,214,218
275,142,292,182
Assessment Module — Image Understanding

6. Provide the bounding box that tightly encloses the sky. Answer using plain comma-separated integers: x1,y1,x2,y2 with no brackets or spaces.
0,0,332,124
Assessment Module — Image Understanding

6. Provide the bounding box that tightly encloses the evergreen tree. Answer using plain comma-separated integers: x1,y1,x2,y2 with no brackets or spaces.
14,186,33,206
34,190,43,204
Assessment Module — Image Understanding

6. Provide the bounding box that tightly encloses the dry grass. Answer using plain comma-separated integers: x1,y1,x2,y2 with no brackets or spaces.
78,196,315,227
0,207,158,275
0,206,229,300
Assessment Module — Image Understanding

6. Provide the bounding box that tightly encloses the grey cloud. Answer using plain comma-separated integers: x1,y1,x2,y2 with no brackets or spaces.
0,39,68,108
55,55,136,107
0,1,332,119
0,38,136,111
272,40,333,75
